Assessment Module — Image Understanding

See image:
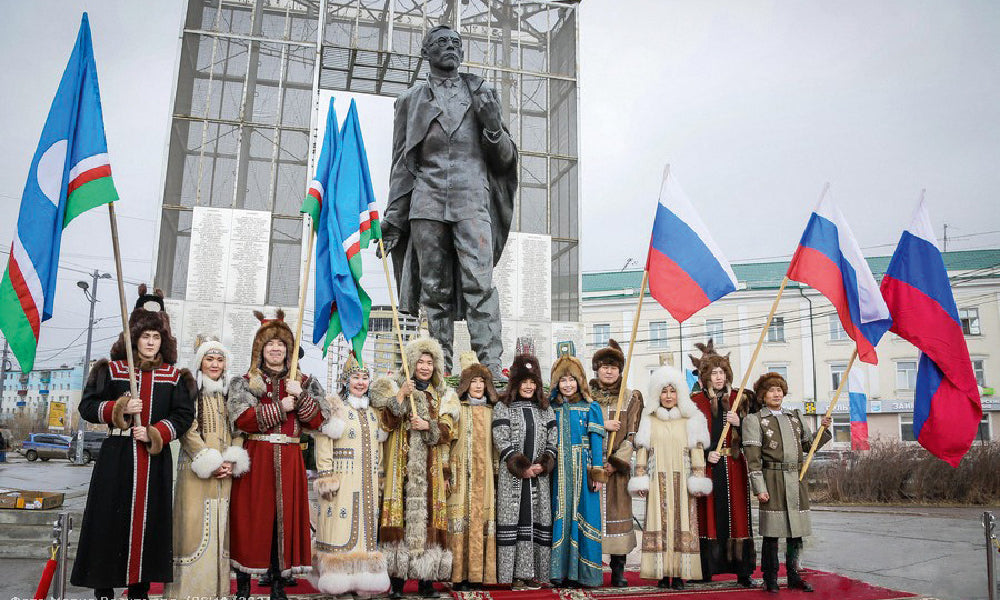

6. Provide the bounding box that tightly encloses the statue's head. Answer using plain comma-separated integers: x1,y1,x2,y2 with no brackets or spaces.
422,25,463,73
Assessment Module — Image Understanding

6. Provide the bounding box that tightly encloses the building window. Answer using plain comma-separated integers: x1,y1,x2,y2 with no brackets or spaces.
705,318,724,344
975,414,992,442
763,364,788,380
830,362,847,392
900,414,916,442
649,321,669,349
832,414,851,444
767,317,785,343
829,315,849,341
972,359,985,387
959,308,980,336
593,324,610,348
896,361,917,390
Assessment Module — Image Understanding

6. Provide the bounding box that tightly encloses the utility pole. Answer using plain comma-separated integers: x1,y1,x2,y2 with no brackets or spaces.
943,223,949,252
0,338,10,415
73,270,111,465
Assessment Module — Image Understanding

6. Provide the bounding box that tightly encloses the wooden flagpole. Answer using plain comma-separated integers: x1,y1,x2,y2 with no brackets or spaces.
377,238,418,415
288,214,315,381
800,348,857,480
107,203,138,403
606,269,649,453
716,276,789,453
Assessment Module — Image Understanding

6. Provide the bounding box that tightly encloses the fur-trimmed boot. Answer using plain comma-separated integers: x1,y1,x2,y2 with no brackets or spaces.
270,572,288,600
609,555,628,587
761,537,780,593
235,572,251,600
419,580,441,598
388,577,405,600
786,537,814,592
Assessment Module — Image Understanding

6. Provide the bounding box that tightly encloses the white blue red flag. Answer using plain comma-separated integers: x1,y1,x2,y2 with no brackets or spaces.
879,200,981,466
787,194,891,364
645,167,737,322
847,369,869,451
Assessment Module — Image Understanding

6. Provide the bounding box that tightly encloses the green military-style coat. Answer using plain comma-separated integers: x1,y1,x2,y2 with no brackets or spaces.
742,407,831,538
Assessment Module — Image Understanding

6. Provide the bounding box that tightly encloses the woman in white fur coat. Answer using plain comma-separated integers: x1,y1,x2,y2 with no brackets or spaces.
311,352,391,597
164,336,250,600
628,365,712,590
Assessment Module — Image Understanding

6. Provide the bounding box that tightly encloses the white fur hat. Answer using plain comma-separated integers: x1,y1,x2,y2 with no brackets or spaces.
192,335,229,386
646,365,697,419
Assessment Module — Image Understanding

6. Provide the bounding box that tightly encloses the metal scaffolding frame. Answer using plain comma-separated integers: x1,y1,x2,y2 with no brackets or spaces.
156,0,580,321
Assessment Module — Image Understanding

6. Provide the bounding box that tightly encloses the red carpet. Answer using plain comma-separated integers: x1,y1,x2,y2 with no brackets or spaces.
148,569,922,599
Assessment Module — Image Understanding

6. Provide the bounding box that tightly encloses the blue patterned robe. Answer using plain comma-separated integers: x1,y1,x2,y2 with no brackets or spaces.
550,396,605,587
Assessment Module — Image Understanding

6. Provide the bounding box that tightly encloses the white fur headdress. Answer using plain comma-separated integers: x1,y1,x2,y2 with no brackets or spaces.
645,365,697,419
192,334,229,391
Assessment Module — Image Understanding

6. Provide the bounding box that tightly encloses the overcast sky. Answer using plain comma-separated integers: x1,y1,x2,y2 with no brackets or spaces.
1,1,998,370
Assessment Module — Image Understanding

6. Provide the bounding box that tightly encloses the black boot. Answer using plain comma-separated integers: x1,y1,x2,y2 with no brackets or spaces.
258,571,273,587
670,578,685,590
657,577,670,589
235,572,251,600
762,537,780,593
388,577,405,600
786,537,814,592
609,554,628,587
127,582,150,600
419,580,441,598
95,589,115,600
271,572,288,600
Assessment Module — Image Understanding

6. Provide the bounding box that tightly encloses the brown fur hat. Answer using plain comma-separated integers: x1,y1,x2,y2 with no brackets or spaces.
550,354,591,400
592,338,625,372
689,338,733,392
249,309,295,378
502,354,547,409
456,351,497,404
110,284,177,365
754,371,789,401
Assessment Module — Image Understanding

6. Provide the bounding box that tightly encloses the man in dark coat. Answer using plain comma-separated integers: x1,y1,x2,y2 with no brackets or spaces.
71,285,195,600
380,24,517,377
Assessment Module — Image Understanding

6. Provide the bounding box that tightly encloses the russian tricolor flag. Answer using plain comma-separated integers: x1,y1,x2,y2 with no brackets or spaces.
847,369,869,451
879,200,982,467
787,193,892,364
645,167,737,322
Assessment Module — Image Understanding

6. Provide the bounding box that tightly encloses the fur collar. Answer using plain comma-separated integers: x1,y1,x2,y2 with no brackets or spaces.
201,374,226,395
138,355,163,371
465,394,488,406
655,406,682,421
347,394,369,411
589,378,623,406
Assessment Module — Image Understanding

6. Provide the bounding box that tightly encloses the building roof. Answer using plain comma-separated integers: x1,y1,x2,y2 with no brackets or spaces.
583,248,1000,295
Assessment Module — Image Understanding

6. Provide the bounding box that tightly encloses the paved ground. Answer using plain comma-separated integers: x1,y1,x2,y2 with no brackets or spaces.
1,457,997,600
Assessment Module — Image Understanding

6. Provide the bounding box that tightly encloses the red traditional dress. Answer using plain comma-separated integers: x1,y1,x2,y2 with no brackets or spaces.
691,387,755,581
228,369,326,576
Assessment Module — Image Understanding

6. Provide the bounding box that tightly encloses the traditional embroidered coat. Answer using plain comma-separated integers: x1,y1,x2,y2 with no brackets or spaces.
370,376,460,581
493,400,558,584
549,395,605,587
631,406,711,582
164,379,249,600
71,358,195,589
312,393,390,595
447,396,498,584
590,379,643,555
691,387,755,577
227,370,327,575
743,407,831,538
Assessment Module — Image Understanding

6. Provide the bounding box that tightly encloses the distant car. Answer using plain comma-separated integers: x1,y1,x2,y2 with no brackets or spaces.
68,430,108,464
19,433,71,462
809,449,854,474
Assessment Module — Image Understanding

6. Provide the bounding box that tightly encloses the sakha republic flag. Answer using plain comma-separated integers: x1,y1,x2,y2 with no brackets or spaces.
645,167,737,322
847,369,870,451
879,200,981,467
0,14,118,372
787,193,891,364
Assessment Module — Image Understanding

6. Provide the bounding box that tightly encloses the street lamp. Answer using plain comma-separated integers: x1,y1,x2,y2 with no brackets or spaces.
72,270,112,466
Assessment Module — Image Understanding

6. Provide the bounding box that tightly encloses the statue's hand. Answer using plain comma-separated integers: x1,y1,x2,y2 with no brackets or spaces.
474,86,503,134
378,223,400,257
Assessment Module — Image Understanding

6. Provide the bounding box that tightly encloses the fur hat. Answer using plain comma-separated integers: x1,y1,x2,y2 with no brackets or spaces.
551,354,590,401
689,338,733,392
592,338,625,372
110,284,177,365
403,336,447,394
754,371,789,401
502,354,547,408
456,351,497,404
248,309,295,379
645,365,697,419
192,334,229,388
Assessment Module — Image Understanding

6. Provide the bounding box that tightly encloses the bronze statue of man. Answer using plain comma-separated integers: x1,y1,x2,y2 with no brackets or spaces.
380,24,517,378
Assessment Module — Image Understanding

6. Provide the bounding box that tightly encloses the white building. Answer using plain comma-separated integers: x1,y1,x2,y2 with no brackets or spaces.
581,248,1000,448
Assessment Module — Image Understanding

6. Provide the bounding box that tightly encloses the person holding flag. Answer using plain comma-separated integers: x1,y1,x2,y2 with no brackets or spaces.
879,199,982,466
